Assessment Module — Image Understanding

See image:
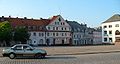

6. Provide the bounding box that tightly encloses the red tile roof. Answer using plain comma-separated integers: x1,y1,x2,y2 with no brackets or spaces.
48,15,59,24
0,15,60,31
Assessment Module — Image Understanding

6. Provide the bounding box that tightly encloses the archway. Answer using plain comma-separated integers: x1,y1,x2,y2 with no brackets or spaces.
115,30,120,45
39,39,43,45
115,30,120,35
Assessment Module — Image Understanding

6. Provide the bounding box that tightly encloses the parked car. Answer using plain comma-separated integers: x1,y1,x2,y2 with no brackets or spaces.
2,44,47,59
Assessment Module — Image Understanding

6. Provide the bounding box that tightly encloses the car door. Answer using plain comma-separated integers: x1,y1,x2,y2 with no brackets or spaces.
13,45,24,56
23,45,35,57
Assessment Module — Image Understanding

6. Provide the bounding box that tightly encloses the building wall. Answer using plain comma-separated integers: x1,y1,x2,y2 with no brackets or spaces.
93,31,102,44
101,21,120,44
46,15,72,45
28,32,46,45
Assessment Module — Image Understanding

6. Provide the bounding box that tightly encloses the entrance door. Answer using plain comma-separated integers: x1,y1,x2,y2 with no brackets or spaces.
62,40,64,45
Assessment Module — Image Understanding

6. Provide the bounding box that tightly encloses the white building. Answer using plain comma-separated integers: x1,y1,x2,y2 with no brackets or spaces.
46,15,72,45
1,15,72,46
101,14,120,44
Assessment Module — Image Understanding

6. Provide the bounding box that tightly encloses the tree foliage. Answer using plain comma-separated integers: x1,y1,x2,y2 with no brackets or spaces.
13,27,30,44
0,21,12,46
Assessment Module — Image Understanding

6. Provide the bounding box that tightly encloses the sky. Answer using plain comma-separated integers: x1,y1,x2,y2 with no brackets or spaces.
0,0,120,27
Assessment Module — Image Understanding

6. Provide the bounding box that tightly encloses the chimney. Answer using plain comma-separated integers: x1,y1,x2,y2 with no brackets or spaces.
65,19,68,21
2,16,4,18
9,16,11,18
24,17,27,19
16,17,18,18
40,18,43,20
1,16,5,21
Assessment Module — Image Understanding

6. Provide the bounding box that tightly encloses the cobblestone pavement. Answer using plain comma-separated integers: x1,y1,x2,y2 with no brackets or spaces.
1,45,120,56
0,52,120,64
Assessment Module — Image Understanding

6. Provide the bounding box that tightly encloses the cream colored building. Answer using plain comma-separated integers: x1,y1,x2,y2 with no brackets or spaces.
101,14,120,44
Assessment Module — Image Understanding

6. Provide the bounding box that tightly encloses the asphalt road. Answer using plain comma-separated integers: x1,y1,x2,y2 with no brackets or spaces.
0,52,120,64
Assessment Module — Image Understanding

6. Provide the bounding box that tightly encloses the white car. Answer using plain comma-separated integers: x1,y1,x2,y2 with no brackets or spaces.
2,44,47,59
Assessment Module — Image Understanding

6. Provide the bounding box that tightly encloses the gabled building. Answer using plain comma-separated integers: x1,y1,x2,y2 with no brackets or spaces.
67,21,93,45
0,15,72,46
101,14,120,45
45,15,72,45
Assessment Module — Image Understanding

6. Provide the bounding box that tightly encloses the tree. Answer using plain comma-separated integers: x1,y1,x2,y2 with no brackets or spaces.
0,21,12,46
13,27,30,44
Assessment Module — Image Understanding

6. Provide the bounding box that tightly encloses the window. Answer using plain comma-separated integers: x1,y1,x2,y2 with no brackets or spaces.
109,25,112,28
70,33,71,36
56,27,58,30
55,22,57,25
104,38,107,42
103,26,107,28
61,22,62,25
55,22,59,25
61,27,63,30
65,28,66,30
47,33,49,36
39,33,41,36
74,35,76,38
33,32,36,36
42,33,44,36
115,30,120,35
14,46,23,50
115,24,119,27
48,27,50,30
59,18,61,21
63,22,65,25
34,41,36,43
39,26,42,30
109,31,112,35
53,33,55,36
57,22,59,25
62,33,64,36
53,27,55,30
56,33,58,36
30,26,33,30
109,38,112,42
65,33,67,36
104,31,107,36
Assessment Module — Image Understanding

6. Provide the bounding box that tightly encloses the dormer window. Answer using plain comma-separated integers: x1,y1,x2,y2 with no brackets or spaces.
59,18,61,21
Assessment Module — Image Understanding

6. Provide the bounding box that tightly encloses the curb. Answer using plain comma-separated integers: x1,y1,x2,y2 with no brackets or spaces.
47,50,120,56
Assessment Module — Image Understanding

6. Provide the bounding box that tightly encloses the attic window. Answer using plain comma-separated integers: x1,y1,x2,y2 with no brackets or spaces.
59,18,61,21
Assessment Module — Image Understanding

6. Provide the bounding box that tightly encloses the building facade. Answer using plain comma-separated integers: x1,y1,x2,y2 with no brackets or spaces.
92,27,102,44
45,15,72,45
0,15,72,46
101,14,120,44
67,21,93,45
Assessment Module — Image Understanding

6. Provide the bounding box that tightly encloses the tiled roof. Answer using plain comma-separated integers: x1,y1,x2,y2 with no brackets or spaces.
49,15,59,24
102,14,120,23
67,21,87,32
0,15,59,28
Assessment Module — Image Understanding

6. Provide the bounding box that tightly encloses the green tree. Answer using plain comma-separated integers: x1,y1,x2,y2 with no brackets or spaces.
0,21,12,46
13,27,30,44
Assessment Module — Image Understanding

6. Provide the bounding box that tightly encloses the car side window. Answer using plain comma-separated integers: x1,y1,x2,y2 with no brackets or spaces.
23,46,31,50
14,46,23,50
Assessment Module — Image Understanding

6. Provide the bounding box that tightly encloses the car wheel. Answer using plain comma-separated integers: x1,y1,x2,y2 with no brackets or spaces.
35,53,42,58
9,53,16,59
